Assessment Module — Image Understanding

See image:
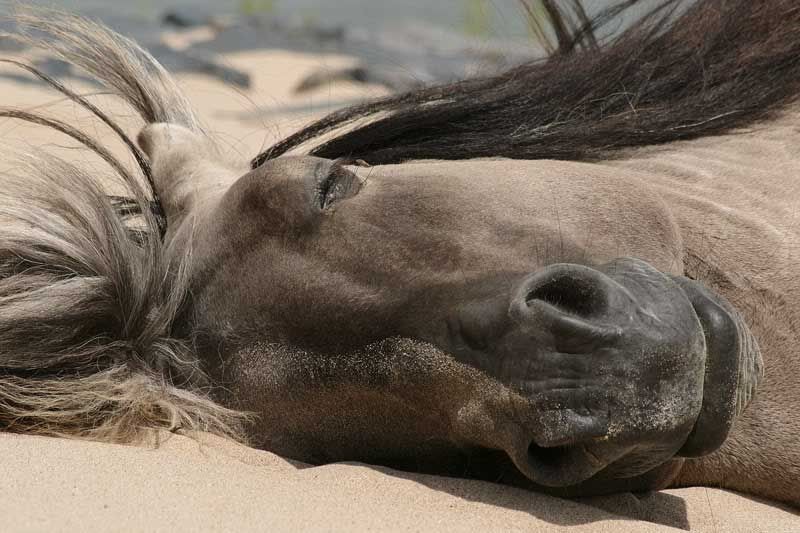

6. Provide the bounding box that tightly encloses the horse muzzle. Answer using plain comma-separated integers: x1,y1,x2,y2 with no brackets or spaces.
446,257,762,487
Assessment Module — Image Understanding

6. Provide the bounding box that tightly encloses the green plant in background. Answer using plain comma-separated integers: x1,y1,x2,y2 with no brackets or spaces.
518,1,598,55
239,0,276,16
300,9,320,29
463,0,493,38
519,1,558,54
134,0,155,20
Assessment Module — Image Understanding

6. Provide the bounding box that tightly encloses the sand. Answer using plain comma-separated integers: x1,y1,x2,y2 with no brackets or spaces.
0,39,798,533
2,432,798,532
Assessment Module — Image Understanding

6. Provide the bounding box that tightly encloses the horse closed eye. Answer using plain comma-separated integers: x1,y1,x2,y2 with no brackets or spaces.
317,163,362,209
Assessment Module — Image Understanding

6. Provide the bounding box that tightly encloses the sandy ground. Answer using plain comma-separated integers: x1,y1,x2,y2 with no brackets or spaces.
2,431,799,532
1,41,799,533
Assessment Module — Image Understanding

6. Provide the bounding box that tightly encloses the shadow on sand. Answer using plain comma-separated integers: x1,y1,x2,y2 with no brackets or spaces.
317,459,692,530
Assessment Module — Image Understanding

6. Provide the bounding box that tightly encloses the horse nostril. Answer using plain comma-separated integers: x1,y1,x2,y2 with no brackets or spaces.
525,270,607,317
511,264,623,354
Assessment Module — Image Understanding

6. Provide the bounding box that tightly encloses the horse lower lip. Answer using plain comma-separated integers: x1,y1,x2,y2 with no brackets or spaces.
524,442,608,487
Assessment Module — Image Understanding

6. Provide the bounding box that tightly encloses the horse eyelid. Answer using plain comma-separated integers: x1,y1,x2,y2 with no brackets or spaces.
319,161,363,210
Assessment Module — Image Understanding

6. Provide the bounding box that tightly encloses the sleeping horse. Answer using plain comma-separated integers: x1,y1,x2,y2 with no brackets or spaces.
0,0,798,508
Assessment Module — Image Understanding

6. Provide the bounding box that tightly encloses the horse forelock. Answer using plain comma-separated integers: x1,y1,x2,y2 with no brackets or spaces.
0,7,247,444
0,148,247,443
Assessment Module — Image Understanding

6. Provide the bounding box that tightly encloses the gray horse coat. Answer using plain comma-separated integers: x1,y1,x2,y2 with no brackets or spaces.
0,2,798,511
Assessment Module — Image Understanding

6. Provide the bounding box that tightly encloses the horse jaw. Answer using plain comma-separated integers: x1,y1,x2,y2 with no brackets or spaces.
137,123,246,231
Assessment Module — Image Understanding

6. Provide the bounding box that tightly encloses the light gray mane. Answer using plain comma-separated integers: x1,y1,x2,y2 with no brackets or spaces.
0,7,245,443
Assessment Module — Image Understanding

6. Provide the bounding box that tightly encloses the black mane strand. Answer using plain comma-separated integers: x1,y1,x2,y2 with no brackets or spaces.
253,0,800,167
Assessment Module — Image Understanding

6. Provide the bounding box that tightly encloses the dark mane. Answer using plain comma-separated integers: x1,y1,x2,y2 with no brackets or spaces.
253,0,800,167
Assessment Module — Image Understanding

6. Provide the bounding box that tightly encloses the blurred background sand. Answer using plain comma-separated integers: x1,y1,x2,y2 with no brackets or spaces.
0,0,659,168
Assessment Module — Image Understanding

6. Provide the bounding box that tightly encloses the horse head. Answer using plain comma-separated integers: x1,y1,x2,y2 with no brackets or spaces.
139,123,762,490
